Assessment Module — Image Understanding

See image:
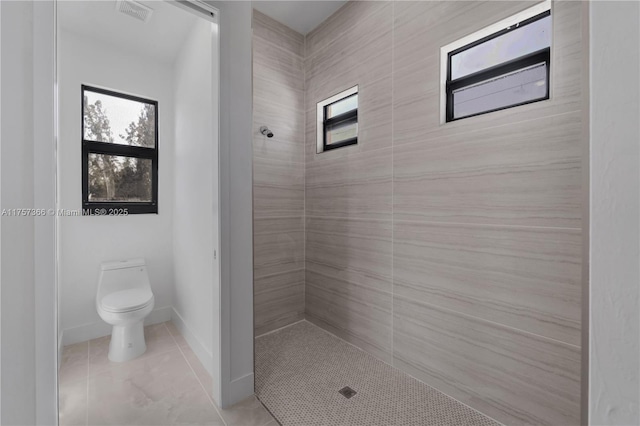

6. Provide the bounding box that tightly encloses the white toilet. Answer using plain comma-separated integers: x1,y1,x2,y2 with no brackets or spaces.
96,258,155,362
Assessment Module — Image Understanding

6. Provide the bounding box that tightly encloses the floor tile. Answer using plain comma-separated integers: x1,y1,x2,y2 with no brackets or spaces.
220,395,276,426
180,344,214,400
59,341,88,385
255,321,499,426
58,379,87,426
165,321,189,349
87,349,224,425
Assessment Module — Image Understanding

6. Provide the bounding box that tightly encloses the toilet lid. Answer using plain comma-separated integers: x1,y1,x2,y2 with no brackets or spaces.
100,288,153,313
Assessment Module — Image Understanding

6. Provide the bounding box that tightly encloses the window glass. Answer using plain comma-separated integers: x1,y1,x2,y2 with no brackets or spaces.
88,154,153,202
326,94,358,119
452,62,547,119
83,90,156,148
326,120,358,146
451,15,551,80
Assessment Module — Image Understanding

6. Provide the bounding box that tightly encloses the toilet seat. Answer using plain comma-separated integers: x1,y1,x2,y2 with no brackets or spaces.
100,288,153,313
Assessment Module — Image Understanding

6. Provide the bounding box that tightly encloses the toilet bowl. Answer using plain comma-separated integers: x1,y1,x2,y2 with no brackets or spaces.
96,258,154,362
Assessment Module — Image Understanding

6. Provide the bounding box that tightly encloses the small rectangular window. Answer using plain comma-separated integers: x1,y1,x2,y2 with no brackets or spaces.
443,5,551,122
82,85,158,214
316,86,358,153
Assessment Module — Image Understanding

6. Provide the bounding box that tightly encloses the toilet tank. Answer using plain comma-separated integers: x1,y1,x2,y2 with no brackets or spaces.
96,258,151,301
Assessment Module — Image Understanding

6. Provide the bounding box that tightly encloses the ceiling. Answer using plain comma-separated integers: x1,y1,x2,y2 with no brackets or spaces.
58,1,199,64
252,1,347,35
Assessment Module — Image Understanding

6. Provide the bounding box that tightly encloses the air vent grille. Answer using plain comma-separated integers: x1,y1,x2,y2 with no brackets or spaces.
116,0,153,23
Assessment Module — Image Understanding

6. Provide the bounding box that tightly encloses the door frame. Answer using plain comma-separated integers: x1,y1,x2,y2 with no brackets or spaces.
30,1,254,423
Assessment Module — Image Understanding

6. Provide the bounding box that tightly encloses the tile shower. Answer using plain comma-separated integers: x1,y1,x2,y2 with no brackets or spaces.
253,1,586,425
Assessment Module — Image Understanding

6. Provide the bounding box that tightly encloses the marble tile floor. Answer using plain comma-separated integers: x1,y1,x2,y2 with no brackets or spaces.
255,321,500,426
59,322,277,426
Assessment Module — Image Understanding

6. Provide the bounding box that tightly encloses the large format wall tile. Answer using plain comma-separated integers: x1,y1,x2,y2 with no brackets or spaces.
254,216,304,280
393,112,582,228
306,147,392,220
305,4,392,111
306,216,392,293
306,270,392,363
255,269,305,336
253,35,304,92
253,10,304,58
393,296,581,426
254,157,304,219
253,12,305,334
305,1,389,58
394,220,582,345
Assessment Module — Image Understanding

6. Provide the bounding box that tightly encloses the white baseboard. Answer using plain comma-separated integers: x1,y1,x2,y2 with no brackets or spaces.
170,307,213,377
61,305,172,346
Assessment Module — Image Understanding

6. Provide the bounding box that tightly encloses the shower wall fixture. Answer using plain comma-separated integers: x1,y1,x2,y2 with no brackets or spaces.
259,126,274,138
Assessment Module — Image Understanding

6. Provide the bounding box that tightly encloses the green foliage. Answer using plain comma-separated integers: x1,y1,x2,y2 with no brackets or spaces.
84,96,153,202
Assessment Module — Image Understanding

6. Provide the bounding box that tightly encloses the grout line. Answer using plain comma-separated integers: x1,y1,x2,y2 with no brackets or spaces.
391,218,582,232
302,29,307,322
255,319,306,339
163,322,228,426
391,0,395,368
304,214,581,233
254,395,283,426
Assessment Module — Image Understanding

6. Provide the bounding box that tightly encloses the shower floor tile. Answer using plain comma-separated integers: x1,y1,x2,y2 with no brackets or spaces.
59,322,275,426
255,320,500,426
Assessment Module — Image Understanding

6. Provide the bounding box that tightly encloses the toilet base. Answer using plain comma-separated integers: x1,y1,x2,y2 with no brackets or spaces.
108,321,147,362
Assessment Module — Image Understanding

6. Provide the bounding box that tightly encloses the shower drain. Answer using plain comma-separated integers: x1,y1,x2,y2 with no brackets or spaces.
338,386,357,399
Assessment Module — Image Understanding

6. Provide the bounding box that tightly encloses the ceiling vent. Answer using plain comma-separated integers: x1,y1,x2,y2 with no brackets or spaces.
116,0,154,23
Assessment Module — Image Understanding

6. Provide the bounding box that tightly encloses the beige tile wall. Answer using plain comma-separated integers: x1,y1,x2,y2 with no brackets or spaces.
302,1,585,425
254,1,585,423
253,11,306,336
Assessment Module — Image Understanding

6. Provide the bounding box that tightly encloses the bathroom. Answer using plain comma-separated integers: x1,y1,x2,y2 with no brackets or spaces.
1,0,630,425
55,0,229,423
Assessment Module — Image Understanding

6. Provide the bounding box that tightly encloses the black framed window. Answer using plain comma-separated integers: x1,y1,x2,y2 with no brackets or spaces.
316,86,358,153
82,85,158,214
446,10,551,122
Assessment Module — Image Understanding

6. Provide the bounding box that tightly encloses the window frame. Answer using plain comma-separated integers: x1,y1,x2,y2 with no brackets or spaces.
440,0,552,123
81,85,159,215
316,85,359,153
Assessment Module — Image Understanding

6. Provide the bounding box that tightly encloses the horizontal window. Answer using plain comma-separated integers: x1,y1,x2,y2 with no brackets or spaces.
82,85,158,215
443,4,551,122
316,86,358,153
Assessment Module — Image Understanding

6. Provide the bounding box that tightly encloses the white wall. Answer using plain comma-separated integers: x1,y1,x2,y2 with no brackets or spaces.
214,0,254,408
172,18,219,379
58,29,175,345
589,1,640,425
1,2,37,424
